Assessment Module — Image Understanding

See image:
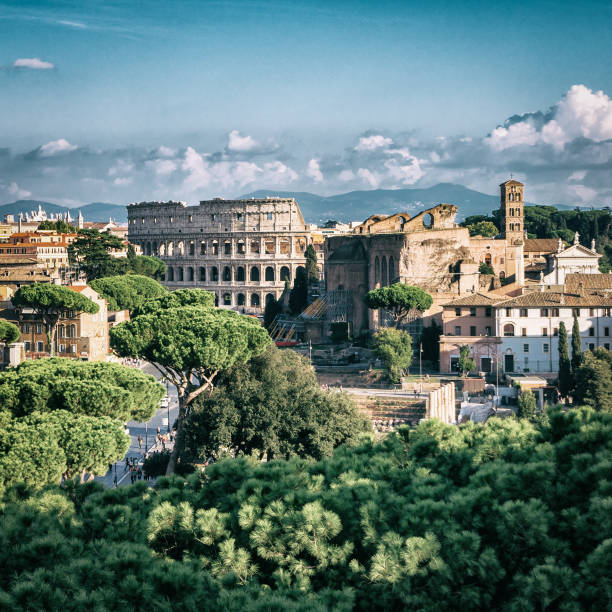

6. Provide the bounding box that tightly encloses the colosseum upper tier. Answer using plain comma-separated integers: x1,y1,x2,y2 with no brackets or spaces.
127,197,312,311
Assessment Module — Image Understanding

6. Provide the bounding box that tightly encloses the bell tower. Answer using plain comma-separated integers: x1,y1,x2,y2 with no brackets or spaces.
500,179,524,244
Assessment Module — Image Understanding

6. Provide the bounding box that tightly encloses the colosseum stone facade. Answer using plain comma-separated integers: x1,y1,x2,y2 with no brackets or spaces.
127,197,312,312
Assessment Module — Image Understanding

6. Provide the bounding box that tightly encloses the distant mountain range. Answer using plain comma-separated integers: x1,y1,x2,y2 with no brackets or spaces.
0,185,585,226
0,200,129,223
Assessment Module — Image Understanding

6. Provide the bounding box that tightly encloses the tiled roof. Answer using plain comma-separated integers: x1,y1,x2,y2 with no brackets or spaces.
497,290,612,307
565,273,612,292
443,293,504,307
523,238,560,253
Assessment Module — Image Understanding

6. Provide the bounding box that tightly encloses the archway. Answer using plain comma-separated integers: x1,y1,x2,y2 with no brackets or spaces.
265,266,275,282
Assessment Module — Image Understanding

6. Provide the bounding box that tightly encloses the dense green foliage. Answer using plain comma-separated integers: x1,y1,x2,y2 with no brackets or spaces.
478,262,495,275
289,266,308,315
132,288,215,316
68,229,126,280
458,344,476,377
110,305,271,474
89,275,168,312
574,348,612,411
305,244,319,284
465,220,499,237
263,296,282,329
0,318,20,344
558,322,572,399
183,346,370,462
0,408,610,609
517,390,537,420
0,359,163,492
469,205,612,271
0,358,165,422
11,283,99,356
364,283,433,328
37,219,77,233
128,252,166,280
571,313,583,374
371,328,413,383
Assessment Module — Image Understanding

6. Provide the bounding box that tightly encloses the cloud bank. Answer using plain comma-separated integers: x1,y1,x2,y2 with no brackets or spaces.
13,58,55,70
2,85,612,208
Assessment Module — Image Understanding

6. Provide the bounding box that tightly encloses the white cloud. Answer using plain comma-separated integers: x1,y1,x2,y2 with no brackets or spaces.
13,57,55,70
262,161,298,184
338,169,355,182
485,121,539,151
57,20,87,29
39,138,77,156
357,168,379,188
146,159,178,176
306,158,323,182
113,177,133,186
8,182,31,198
569,184,597,202
227,130,257,152
108,160,134,176
157,145,176,158
355,134,393,151
430,151,441,163
182,147,212,191
556,84,612,143
383,157,424,185
568,171,586,182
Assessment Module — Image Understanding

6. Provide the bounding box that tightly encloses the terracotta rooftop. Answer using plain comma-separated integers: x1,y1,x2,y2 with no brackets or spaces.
523,238,561,253
498,290,612,307
565,273,612,292
444,293,504,307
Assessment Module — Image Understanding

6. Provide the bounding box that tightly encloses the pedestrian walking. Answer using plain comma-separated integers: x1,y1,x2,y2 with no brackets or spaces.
137,468,142,480
124,457,129,472
138,435,143,449
156,426,161,436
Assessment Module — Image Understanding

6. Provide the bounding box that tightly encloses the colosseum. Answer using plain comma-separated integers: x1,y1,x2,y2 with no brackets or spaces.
127,197,313,312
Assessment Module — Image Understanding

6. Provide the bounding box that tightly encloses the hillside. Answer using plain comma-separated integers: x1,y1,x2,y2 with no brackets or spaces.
0,200,127,223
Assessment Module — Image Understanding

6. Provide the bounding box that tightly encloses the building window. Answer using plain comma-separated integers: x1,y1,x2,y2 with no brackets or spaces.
199,267,206,281
543,343,549,353
506,308,512,317
589,343,595,351
223,293,232,306
605,327,609,337
265,266,275,282
224,240,232,255
589,328,595,337
24,341,31,351
485,326,492,336
237,293,246,306
267,212,273,220
542,328,548,336
250,267,260,282
503,324,515,337
520,308,528,317
523,344,529,353
250,293,260,307
605,308,611,317
541,308,549,317
485,307,492,317
553,328,559,336
454,326,461,336
573,308,581,317
59,344,65,353
36,341,44,352
236,266,246,282
522,328,527,336
23,323,30,333
188,215,193,223
222,266,231,282
70,344,77,354
455,307,461,316
589,308,596,316
211,266,219,282
552,308,559,317
470,307,477,317
280,266,290,282
211,214,216,221
470,326,476,337
605,343,610,350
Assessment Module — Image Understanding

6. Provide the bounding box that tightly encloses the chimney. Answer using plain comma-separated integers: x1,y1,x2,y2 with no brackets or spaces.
578,281,585,296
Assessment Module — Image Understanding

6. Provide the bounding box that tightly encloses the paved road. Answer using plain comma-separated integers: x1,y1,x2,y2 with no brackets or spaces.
95,363,179,488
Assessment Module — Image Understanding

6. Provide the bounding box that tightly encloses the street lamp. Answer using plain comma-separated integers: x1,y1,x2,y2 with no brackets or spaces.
165,379,170,432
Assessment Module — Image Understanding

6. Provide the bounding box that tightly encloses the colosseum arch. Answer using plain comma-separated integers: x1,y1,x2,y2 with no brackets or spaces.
250,239,260,254
388,256,394,283
159,243,166,257
223,293,232,306
250,266,260,282
381,256,387,286
167,267,174,281
265,266,275,282
178,241,184,256
199,267,206,281
200,240,207,255
236,266,246,282
224,240,232,255
222,266,232,282
237,239,246,254
250,293,260,307
212,240,219,255
265,293,276,305
280,266,290,282
237,293,246,306
187,267,194,282
177,267,184,282
189,241,195,256
167,241,174,256
211,266,219,282
375,256,380,285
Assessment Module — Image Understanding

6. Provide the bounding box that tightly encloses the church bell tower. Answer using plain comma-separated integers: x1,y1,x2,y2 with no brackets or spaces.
500,179,524,244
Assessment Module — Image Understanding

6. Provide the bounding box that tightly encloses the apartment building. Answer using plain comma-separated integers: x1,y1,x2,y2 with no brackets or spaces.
0,285,109,361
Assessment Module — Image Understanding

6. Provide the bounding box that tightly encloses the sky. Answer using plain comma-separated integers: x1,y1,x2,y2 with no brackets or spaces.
1,0,612,207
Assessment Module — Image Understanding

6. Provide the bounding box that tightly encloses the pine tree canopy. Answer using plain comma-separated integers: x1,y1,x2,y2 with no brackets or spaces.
0,407,610,609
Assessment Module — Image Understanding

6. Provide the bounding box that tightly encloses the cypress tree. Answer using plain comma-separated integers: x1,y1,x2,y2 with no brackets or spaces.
571,313,583,376
305,244,319,284
558,321,572,399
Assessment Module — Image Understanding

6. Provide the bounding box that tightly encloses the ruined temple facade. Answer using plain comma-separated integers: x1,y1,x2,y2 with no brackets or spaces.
324,181,525,335
127,198,312,312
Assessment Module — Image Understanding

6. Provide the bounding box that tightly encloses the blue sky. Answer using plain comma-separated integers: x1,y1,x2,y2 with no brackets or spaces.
1,0,612,206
